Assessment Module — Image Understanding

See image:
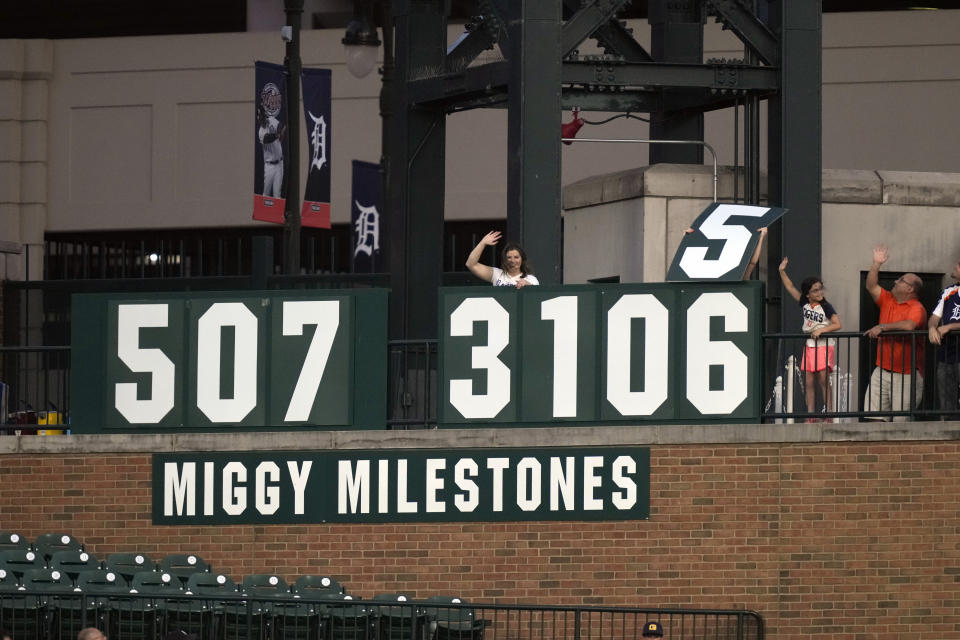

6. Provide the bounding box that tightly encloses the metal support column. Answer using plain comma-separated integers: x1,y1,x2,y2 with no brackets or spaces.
767,0,822,332
648,0,704,165
506,0,562,284
283,0,303,274
388,0,447,339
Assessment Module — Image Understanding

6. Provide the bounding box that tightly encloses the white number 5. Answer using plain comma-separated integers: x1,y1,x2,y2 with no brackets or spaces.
678,204,769,279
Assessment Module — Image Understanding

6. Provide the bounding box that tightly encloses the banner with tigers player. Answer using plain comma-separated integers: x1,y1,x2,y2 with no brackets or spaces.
351,160,383,273
253,61,288,225
300,68,332,229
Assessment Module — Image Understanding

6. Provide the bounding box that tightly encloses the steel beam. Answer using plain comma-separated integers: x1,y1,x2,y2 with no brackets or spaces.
407,60,510,106
407,60,775,109
561,0,631,58
507,0,562,284
446,26,497,72
648,0,703,164
767,0,822,332
706,0,778,66
388,0,448,339
591,20,654,62
562,60,777,91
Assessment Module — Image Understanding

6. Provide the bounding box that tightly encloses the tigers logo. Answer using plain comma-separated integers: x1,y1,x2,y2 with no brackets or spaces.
260,83,283,117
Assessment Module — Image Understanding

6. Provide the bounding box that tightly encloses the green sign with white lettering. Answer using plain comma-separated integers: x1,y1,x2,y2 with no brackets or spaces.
439,282,762,426
71,289,387,432
152,447,650,524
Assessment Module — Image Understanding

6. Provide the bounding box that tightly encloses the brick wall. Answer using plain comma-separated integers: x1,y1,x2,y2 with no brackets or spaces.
1,431,959,639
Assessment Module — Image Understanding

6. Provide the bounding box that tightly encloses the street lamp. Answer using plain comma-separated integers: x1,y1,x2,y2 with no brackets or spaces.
342,6,381,79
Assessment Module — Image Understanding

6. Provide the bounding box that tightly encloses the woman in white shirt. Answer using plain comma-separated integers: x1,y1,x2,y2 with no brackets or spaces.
465,231,539,288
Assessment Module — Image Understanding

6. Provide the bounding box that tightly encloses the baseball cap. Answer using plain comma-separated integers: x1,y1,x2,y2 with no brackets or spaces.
642,621,664,637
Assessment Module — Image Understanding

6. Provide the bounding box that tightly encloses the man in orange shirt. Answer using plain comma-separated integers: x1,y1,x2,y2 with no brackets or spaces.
863,244,926,421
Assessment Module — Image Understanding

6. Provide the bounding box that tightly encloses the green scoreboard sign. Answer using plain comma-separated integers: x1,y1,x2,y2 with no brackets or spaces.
440,282,762,426
153,447,650,524
71,290,387,432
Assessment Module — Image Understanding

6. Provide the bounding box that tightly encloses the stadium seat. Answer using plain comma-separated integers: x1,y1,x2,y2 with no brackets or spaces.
220,575,283,640
70,568,128,636
423,597,485,640
113,571,178,640
49,550,100,585
21,568,73,640
178,573,237,640
241,574,289,597
23,568,101,640
323,594,376,640
271,598,324,640
0,568,20,590
162,589,217,640
0,549,44,582
130,570,179,595
0,571,44,640
185,572,236,596
34,533,83,562
0,533,30,553
373,594,425,640
104,552,155,586
292,575,346,599
159,554,211,589
76,568,129,594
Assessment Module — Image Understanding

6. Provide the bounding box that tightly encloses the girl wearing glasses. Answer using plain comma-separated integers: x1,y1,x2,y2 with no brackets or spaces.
779,258,843,421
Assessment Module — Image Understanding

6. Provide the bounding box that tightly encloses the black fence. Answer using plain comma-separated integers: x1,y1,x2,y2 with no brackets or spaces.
761,330,955,423
0,589,763,640
0,346,70,434
5,331,960,432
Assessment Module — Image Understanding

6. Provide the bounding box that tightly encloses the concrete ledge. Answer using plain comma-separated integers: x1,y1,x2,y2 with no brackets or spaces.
2,422,959,455
563,167,647,210
879,170,960,207
564,166,960,210
822,169,882,204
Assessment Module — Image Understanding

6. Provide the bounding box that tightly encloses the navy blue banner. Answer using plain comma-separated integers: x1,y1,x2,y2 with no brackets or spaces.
300,68,332,229
253,61,288,225
351,160,383,273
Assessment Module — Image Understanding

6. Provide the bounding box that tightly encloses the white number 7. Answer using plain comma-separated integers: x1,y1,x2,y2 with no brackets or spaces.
282,300,340,422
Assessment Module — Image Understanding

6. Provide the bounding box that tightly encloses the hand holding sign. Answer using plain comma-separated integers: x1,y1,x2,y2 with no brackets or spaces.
667,204,787,281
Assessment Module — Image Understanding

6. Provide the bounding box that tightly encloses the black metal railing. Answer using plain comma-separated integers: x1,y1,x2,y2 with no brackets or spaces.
0,346,70,434
387,340,438,429
0,589,763,640
761,330,958,423
7,332,960,431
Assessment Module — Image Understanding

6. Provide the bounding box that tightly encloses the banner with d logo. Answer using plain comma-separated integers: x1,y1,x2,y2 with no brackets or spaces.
351,160,383,273
253,61,288,225
300,68,332,229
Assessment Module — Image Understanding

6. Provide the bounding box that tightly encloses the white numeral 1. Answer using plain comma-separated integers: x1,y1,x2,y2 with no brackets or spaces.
541,296,578,417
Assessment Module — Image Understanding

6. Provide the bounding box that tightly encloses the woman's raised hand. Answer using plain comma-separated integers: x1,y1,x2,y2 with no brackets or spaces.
482,231,502,246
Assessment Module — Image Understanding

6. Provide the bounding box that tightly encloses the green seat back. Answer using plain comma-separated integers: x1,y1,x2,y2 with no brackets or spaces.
0,532,30,553
0,549,44,580
50,549,100,583
34,533,83,561
104,552,155,584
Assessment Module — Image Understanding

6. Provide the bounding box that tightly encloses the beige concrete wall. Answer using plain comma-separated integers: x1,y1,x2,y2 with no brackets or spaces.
0,39,52,280
563,166,960,392
2,9,957,243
